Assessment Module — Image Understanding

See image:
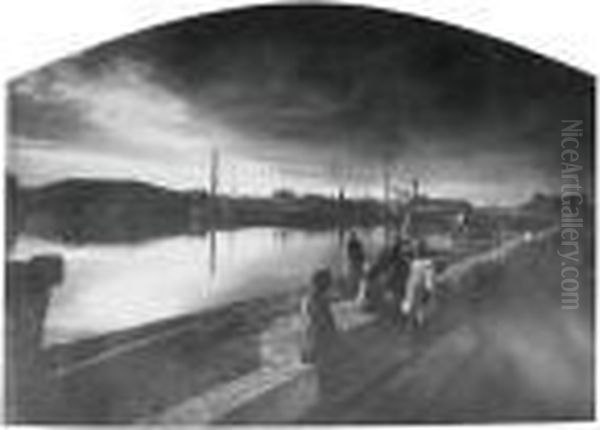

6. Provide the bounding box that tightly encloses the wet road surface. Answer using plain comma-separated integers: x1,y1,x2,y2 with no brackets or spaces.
298,231,593,423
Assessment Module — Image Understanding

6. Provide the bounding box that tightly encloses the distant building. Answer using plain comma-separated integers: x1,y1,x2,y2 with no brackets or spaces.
405,195,473,251
410,195,472,214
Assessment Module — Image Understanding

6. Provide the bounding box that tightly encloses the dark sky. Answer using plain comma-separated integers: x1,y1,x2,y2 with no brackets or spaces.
9,4,594,204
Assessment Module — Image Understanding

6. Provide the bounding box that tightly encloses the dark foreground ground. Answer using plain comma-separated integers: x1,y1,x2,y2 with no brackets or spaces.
293,229,594,423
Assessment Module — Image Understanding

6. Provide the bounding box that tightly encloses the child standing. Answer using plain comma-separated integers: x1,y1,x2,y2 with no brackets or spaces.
301,268,337,364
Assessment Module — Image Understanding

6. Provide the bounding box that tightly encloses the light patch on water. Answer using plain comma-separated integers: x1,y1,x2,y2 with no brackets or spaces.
11,228,384,345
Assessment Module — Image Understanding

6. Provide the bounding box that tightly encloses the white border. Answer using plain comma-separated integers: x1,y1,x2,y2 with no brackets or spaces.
1,1,598,428
0,0,598,79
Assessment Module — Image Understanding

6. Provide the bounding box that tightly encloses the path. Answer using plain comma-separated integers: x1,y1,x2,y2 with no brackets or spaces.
298,228,593,423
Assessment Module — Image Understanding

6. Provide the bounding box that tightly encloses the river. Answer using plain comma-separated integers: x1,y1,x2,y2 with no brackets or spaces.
11,227,385,346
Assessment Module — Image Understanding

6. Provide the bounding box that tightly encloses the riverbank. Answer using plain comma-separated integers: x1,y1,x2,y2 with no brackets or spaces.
141,225,589,424
298,226,592,423
9,288,307,423
7,221,584,424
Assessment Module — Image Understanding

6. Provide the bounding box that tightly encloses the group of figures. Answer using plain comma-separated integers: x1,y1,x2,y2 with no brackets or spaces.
301,230,436,365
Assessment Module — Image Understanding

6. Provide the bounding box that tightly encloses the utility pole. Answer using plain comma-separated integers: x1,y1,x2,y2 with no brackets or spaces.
208,148,220,277
401,177,420,238
209,148,219,199
412,178,420,200
382,158,392,245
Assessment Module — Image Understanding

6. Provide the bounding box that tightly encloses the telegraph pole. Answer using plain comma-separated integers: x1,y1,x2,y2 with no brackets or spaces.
382,158,392,245
209,148,219,199
412,178,419,200
208,148,220,277
400,177,420,238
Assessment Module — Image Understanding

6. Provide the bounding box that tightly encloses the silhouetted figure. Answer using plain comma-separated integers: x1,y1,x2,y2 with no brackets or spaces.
401,241,436,329
360,242,394,313
386,238,412,325
359,235,406,317
346,231,365,297
301,269,337,365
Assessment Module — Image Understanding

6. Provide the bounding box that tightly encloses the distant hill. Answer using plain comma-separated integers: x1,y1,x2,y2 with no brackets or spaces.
8,177,387,243
20,179,192,243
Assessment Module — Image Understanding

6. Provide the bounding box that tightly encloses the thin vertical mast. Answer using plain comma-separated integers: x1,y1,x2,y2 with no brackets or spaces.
210,148,219,199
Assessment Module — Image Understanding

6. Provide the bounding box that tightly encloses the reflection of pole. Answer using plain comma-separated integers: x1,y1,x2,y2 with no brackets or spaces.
208,148,219,278
209,228,217,277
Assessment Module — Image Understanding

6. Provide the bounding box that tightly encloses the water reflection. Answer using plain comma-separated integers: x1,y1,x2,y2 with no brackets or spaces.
209,229,217,277
11,227,384,346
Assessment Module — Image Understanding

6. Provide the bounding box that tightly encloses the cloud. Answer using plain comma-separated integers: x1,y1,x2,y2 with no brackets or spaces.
6,5,593,204
11,59,225,157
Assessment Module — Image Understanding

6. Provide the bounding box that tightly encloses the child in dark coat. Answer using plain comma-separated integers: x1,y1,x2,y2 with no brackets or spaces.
301,268,337,364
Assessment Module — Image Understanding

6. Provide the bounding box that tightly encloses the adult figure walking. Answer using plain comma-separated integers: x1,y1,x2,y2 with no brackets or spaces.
346,231,365,297
401,240,436,329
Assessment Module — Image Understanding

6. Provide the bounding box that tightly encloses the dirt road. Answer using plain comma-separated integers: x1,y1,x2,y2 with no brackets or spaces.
300,230,593,423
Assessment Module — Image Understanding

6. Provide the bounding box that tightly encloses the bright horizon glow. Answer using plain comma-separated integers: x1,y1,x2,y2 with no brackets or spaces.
7,7,585,208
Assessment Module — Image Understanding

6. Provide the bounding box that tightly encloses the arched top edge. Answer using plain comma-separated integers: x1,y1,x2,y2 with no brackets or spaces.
3,0,597,80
